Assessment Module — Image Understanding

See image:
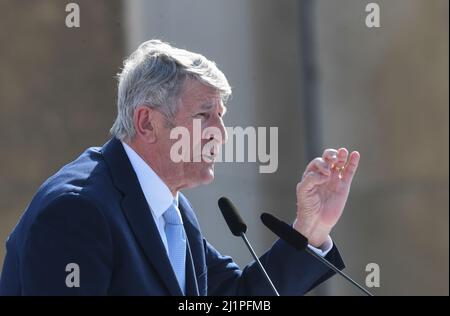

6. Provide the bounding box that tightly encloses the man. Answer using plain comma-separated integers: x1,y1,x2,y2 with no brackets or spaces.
0,40,359,295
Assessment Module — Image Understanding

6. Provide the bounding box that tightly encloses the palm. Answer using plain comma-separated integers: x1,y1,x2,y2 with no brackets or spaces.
294,148,360,246
298,169,351,227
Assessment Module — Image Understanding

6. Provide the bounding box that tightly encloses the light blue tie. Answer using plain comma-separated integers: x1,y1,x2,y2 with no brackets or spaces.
163,202,186,294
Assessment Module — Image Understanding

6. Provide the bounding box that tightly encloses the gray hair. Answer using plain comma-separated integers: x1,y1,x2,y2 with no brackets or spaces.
110,39,232,141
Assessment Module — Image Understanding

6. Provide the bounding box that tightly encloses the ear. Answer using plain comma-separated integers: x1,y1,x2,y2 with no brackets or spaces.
133,105,158,143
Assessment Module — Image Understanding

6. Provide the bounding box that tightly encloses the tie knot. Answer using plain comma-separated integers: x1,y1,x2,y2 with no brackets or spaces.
164,203,183,225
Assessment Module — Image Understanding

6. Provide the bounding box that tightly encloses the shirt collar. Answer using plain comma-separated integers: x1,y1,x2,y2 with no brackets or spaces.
121,141,179,219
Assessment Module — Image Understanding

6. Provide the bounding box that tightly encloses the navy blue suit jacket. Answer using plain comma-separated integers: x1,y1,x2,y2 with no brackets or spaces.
0,138,344,295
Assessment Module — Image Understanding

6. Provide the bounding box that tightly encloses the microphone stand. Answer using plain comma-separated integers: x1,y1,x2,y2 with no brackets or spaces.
305,248,373,296
240,232,280,296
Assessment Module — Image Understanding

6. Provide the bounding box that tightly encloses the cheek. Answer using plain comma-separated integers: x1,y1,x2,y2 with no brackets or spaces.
191,127,203,148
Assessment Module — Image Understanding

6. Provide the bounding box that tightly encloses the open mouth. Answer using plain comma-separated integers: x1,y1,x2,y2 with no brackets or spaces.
202,153,216,163
201,145,219,163
204,148,219,163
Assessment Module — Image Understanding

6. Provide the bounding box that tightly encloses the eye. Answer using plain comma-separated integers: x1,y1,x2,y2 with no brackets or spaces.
195,112,209,119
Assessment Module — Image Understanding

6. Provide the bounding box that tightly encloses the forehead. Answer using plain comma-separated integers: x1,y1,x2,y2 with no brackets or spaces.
179,79,222,109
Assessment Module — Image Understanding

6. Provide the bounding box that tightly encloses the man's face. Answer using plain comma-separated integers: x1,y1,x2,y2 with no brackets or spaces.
156,80,227,190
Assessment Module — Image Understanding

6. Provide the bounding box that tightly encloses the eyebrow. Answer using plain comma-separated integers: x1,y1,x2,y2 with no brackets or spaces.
200,103,214,110
200,103,227,115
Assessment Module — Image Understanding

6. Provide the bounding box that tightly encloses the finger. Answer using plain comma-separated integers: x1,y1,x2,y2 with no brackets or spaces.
332,148,349,169
302,158,330,180
304,158,330,175
299,171,330,191
322,149,339,164
342,151,360,184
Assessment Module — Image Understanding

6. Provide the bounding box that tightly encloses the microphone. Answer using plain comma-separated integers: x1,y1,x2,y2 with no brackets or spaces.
260,212,374,296
218,197,280,296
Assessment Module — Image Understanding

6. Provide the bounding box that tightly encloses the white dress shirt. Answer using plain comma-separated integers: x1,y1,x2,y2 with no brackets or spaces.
308,235,333,257
122,142,180,254
121,142,333,257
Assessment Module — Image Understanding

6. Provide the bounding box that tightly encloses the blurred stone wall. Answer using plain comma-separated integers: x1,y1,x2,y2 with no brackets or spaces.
0,0,447,296
0,0,124,270
315,0,449,295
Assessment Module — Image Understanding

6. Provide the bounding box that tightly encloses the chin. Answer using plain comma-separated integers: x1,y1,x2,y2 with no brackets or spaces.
198,164,215,185
184,163,215,189
201,168,215,184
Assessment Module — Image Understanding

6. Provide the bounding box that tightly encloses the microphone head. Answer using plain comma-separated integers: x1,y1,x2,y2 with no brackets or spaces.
260,212,308,251
218,197,247,236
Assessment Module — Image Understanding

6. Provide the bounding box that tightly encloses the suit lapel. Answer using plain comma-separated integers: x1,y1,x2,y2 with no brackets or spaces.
184,239,199,296
179,196,207,296
101,138,183,296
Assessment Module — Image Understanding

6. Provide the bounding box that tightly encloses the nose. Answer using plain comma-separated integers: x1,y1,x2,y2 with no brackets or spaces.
215,117,228,145
204,113,228,145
